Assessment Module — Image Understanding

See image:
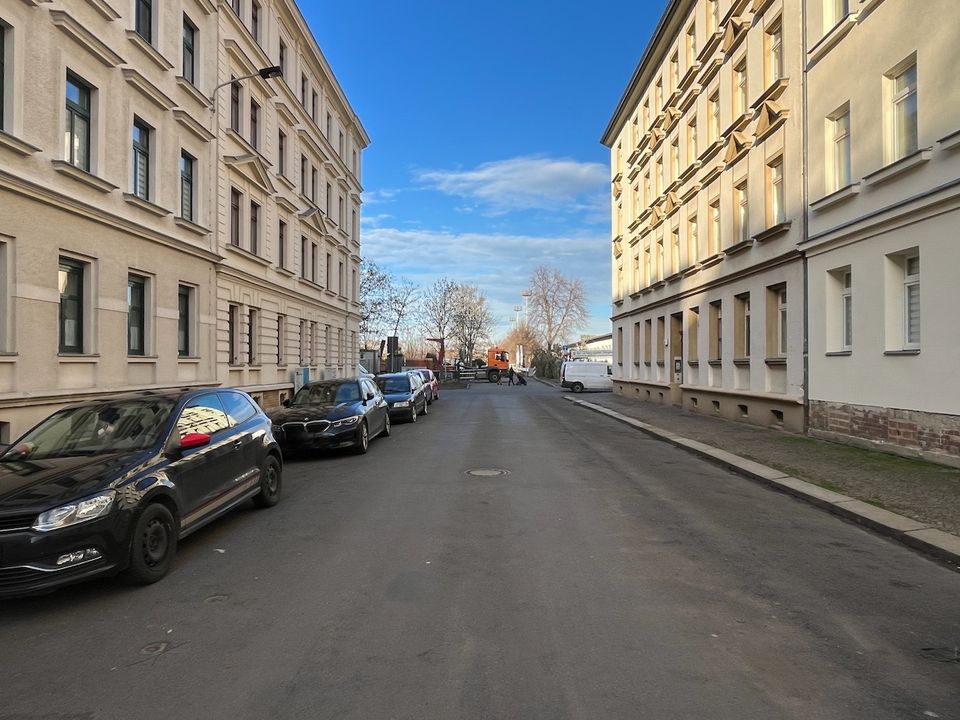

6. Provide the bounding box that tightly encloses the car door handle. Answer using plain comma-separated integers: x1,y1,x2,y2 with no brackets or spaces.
233,439,243,449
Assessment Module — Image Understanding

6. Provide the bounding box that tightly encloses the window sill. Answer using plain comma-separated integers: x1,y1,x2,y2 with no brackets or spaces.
698,140,724,166
724,238,754,256
700,252,725,269
0,130,41,156
178,356,202,364
174,216,211,236
825,351,852,357
687,359,700,367
753,221,792,243
59,353,100,363
707,359,722,367
810,183,860,212
276,266,296,277
224,243,271,266
0,352,19,363
665,272,683,284
938,128,960,152
883,349,921,356
656,361,666,367
764,356,787,366
299,278,325,292
128,355,158,363
51,161,118,193
862,148,932,188
123,193,171,217
175,76,209,107
733,357,751,367
126,30,174,71
808,14,858,65
276,174,297,192
172,109,215,142
750,78,789,111
682,263,701,277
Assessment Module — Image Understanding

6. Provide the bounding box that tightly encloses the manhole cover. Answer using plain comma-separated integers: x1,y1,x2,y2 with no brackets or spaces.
464,468,510,477
919,647,960,663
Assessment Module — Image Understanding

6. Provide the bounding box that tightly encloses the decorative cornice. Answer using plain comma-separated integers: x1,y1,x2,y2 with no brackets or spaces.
753,221,793,242
724,237,754,256
79,0,121,21
808,14,859,65
678,83,701,112
698,57,723,87
0,131,41,156
125,30,174,72
175,77,210,108
722,17,752,56
696,31,723,65
173,109,215,142
754,100,789,143
190,0,216,14
224,153,278,195
123,193,172,217
678,63,701,94
50,10,124,67
50,160,118,193
862,148,932,187
810,183,861,212
122,68,176,110
174,216,211,236
751,78,789,111
722,131,754,165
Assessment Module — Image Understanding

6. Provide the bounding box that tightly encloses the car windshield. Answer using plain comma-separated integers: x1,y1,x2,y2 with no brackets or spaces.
376,377,410,394
0,398,176,461
291,382,360,406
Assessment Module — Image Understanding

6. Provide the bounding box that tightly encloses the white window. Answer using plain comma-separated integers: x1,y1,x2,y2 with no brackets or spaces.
734,180,749,244
778,288,788,357
768,157,785,225
829,108,852,191
687,215,699,264
670,53,679,92
766,20,783,85
890,63,918,160
686,23,697,65
734,60,748,117
824,0,849,31
644,247,651,286
671,228,680,275
708,0,720,33
841,270,852,351
656,239,664,280
687,119,698,163
670,139,679,180
903,254,920,348
656,157,664,195
709,91,721,143
709,199,720,255
655,79,663,110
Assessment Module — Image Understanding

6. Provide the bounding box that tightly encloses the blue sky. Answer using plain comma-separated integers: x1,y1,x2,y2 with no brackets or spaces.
303,1,668,339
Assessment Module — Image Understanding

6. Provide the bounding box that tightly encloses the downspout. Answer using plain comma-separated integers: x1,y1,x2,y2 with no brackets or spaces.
801,0,810,434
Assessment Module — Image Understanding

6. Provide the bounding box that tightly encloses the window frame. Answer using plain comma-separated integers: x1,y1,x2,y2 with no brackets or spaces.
230,187,242,246
734,179,749,245
903,253,920,349
890,62,918,161
135,0,152,44
127,273,147,357
58,257,85,354
841,270,852,351
132,118,151,201
177,284,193,357
179,150,195,222
65,73,92,172
249,200,260,255
767,157,785,226
829,107,852,191
182,16,196,85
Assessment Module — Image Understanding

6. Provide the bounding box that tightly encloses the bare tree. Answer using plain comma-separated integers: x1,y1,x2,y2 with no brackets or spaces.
385,278,419,337
526,265,589,351
359,260,392,347
450,284,495,362
419,277,459,342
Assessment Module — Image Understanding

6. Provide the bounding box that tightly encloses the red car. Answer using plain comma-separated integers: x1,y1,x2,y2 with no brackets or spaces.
406,368,439,403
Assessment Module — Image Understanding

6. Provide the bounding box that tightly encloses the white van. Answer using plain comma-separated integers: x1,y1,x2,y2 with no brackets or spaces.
560,361,613,393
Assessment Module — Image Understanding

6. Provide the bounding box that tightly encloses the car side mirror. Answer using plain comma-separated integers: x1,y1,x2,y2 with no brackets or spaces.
282,399,291,407
179,432,211,451
365,392,375,401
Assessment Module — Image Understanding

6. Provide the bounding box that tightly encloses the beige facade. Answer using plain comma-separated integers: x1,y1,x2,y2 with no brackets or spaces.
0,0,366,441
603,0,806,431
804,0,960,462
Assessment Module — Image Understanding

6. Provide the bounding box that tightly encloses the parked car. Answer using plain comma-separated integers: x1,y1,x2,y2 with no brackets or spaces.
560,360,613,393
0,389,282,598
375,372,429,423
406,368,439,403
269,378,390,455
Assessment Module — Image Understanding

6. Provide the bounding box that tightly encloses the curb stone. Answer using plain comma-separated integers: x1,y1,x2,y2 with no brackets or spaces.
565,396,960,569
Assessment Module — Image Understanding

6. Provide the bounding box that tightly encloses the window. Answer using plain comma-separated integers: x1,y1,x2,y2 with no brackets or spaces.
338,261,345,295
127,274,146,356
632,253,640,291
734,180,749,244
132,119,150,200
325,182,332,214
300,236,308,279
841,270,852,351
230,188,241,246
228,305,239,364
708,91,720,143
655,157,664,195
352,210,358,242
231,0,241,16
829,108,852,191
311,243,318,283
709,300,722,361
644,247,651,286
326,252,332,288
248,308,259,364
249,201,260,255
135,0,152,43
176,394,229,438
768,157,784,226
642,101,649,130
687,307,699,363
182,17,196,84
776,288,788,356
734,60,748,117
276,314,285,365
300,73,307,106
643,172,651,205
180,151,194,221
656,317,665,365
278,130,286,176
735,293,750,358
352,149,358,174
890,62,918,161
311,91,318,122
326,112,332,139
278,220,287,269
708,0,719,33
299,319,307,364
230,79,240,132
300,155,307,195
279,39,287,78
311,167,318,203
686,23,697,65
250,100,260,149
766,20,783,85
58,258,84,353
654,79,663,111
178,284,192,357
251,1,260,43
670,53,679,92
644,318,652,364
670,227,680,276
824,0,849,31
0,22,7,130
903,254,920,348
338,195,344,226
687,215,699,264
687,119,698,163
670,139,679,180
338,131,345,157
65,74,91,171
220,391,258,425
324,324,331,365
708,199,720,255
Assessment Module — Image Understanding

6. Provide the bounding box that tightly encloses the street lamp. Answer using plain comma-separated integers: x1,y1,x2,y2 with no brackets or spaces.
208,66,283,109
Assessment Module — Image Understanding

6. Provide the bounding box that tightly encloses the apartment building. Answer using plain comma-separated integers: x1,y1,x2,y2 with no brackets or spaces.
0,0,366,440
602,0,806,431
804,0,960,462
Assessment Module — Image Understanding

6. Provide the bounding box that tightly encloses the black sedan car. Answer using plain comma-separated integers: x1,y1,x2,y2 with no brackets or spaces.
375,372,429,423
269,378,390,455
0,388,282,598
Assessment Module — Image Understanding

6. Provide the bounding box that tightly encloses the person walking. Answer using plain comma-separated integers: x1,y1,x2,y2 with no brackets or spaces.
507,366,516,386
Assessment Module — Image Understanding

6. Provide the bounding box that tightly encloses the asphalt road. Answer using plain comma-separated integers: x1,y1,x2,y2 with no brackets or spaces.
1,381,959,720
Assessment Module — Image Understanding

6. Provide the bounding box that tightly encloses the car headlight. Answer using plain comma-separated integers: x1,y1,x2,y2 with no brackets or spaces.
331,415,360,428
33,490,116,532
393,401,410,408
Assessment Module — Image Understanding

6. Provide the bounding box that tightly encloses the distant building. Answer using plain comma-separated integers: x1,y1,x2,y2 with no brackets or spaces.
566,334,614,363
0,0,367,439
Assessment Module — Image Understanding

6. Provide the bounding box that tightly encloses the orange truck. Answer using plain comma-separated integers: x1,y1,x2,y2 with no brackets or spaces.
478,347,510,383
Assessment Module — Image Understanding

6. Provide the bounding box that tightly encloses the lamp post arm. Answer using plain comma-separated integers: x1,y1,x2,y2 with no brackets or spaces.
208,72,262,110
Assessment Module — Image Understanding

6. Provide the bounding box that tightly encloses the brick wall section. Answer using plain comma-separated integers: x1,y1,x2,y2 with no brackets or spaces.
810,401,960,458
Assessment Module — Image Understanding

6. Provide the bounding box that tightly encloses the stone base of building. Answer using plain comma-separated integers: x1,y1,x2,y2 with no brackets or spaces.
809,401,960,468
614,380,804,432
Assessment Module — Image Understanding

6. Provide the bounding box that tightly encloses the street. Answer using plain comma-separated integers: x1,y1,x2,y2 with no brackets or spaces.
1,381,958,720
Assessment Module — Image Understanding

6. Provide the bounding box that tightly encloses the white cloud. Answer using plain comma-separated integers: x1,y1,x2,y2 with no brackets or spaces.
416,155,608,215
361,225,613,339
361,188,400,205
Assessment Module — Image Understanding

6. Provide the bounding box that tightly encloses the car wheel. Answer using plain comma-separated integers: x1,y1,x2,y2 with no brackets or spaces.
354,420,370,454
125,503,178,585
253,455,282,508
382,413,391,437
572,382,584,393
410,405,418,423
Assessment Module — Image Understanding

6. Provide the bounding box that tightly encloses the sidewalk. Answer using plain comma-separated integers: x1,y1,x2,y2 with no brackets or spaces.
538,378,960,567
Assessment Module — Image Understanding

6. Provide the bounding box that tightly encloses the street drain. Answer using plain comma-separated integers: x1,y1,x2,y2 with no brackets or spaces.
919,647,960,663
140,642,169,656
464,468,510,477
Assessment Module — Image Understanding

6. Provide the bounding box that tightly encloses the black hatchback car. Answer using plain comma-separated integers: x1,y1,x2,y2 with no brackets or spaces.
375,372,429,423
269,378,390,455
0,388,282,598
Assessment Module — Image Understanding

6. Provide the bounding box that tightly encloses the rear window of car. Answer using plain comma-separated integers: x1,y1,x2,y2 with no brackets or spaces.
219,391,259,425
377,376,410,393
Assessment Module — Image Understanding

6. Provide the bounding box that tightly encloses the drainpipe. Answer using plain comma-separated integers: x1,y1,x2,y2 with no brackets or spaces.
801,0,811,434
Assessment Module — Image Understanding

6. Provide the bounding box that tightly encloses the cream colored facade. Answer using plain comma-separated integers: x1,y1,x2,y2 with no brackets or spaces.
804,0,960,462
603,0,806,431
0,0,366,440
